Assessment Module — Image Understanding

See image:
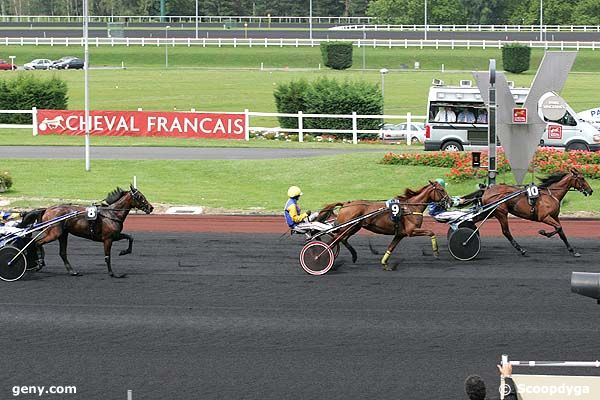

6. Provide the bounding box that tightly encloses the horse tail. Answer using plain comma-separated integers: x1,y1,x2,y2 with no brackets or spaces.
18,208,46,228
316,202,344,223
458,187,486,207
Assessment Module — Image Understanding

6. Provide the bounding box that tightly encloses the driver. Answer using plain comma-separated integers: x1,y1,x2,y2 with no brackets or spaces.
0,210,23,235
284,186,311,228
426,179,469,221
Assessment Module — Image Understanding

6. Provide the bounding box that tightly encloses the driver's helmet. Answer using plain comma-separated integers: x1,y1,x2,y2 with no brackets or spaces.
435,178,447,188
287,186,303,198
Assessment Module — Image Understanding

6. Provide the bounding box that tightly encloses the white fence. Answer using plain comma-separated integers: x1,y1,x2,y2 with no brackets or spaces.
2,37,600,50
1,15,600,32
0,108,425,145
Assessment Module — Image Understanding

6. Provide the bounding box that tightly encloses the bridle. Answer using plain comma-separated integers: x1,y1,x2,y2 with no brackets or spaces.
130,188,152,213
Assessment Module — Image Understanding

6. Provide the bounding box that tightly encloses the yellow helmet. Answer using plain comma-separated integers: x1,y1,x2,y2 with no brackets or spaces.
287,186,303,198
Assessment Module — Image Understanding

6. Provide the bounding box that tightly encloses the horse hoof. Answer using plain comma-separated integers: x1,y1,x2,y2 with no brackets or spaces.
118,250,128,256
572,252,581,258
110,273,128,279
352,256,357,264
520,250,528,256
70,272,82,277
538,229,546,236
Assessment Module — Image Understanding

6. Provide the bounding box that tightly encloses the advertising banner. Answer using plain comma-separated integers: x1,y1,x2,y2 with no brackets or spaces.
36,109,246,139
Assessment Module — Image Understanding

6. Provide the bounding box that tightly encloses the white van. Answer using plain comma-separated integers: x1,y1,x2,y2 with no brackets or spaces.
424,80,600,152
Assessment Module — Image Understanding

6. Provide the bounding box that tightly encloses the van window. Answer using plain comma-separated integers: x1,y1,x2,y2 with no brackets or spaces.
545,111,577,127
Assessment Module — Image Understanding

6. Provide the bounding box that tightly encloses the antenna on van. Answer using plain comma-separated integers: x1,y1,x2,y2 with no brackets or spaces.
432,79,445,86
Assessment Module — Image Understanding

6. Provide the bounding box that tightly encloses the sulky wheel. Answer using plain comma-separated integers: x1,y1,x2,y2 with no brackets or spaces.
448,227,481,261
0,245,28,282
299,241,335,276
318,234,340,259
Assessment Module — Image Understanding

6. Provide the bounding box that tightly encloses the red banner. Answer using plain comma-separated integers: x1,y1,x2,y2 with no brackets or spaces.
36,109,247,139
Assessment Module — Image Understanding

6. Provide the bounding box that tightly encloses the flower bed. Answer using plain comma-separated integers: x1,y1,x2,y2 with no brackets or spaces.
381,148,600,181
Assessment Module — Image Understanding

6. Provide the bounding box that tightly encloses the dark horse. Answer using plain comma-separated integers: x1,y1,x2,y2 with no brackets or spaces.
20,185,153,278
477,168,593,257
317,181,449,270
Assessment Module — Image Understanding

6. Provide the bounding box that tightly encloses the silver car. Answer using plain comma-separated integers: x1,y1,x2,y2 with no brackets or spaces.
23,59,53,70
380,122,426,143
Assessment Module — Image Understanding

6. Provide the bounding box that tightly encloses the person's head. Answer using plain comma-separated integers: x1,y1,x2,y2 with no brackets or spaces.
435,178,447,188
287,186,303,199
465,375,486,400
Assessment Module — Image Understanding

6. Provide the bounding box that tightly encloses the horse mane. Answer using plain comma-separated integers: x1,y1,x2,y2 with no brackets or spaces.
538,172,568,188
104,187,127,204
396,185,425,201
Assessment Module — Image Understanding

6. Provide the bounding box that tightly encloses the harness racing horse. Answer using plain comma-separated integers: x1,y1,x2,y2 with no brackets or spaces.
20,185,153,278
317,181,449,271
478,168,592,257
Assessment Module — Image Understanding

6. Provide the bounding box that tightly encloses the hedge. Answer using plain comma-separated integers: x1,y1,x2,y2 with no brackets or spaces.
320,42,353,70
273,77,383,139
502,44,531,74
0,74,68,124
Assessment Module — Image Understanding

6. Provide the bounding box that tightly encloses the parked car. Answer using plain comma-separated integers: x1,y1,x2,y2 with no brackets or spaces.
51,56,84,70
380,122,426,143
23,59,53,70
0,60,17,70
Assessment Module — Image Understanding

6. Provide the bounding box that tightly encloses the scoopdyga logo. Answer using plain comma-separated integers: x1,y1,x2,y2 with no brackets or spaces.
38,115,65,131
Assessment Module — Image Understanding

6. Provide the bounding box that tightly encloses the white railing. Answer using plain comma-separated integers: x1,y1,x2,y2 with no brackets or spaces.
1,37,599,50
0,108,38,134
247,111,426,144
331,24,600,33
0,107,425,145
0,15,372,24
1,16,599,32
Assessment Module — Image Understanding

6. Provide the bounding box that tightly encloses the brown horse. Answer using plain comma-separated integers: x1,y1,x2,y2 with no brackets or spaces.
20,185,153,278
478,168,593,257
317,181,449,270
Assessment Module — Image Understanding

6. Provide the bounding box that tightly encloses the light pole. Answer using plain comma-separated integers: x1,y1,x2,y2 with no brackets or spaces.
424,0,428,41
195,0,199,39
84,0,90,171
539,0,543,42
309,0,313,41
362,29,366,70
244,22,248,39
380,68,389,114
165,25,170,68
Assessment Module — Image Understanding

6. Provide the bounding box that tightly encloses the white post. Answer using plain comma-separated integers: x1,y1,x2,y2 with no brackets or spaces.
352,111,358,144
298,111,304,142
32,107,38,136
244,109,250,141
406,112,412,145
540,0,543,42
84,0,90,171
195,0,199,39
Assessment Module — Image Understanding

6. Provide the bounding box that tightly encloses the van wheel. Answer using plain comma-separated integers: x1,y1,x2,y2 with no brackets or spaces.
441,141,463,152
411,136,420,144
566,142,589,152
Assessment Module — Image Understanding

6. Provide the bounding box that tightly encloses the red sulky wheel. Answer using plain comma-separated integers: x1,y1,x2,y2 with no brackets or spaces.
299,241,335,275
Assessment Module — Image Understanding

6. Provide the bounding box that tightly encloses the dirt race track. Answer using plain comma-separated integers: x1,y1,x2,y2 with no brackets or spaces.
2,216,600,400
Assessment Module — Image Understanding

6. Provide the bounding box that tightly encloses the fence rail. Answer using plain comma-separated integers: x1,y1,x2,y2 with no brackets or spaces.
1,16,600,32
2,37,599,50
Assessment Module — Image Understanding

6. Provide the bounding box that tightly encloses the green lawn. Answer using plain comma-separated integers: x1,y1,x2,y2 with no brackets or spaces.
2,154,599,214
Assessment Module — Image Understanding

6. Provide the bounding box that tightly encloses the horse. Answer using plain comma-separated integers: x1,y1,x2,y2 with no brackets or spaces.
477,168,593,257
20,185,153,278
316,181,449,271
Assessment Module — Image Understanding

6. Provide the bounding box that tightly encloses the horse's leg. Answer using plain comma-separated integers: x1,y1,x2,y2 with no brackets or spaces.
104,239,127,278
407,228,439,258
58,234,81,276
335,224,361,263
117,233,134,256
540,215,580,257
381,234,405,271
496,212,527,256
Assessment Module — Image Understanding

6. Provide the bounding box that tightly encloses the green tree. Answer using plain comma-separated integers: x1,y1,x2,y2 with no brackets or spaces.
367,0,422,24
574,0,600,25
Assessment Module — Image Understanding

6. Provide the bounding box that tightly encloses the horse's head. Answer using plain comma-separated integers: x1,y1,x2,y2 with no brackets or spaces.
427,180,450,205
130,184,154,214
569,168,593,196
